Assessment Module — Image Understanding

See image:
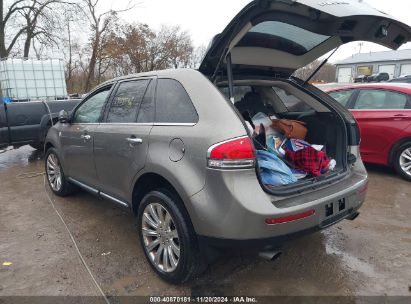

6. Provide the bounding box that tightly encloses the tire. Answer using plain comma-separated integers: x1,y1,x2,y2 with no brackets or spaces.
393,142,411,181
137,189,205,283
45,148,76,196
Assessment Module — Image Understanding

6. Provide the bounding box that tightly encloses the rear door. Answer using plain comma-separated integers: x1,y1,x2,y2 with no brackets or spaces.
4,102,43,145
93,78,155,203
351,88,411,164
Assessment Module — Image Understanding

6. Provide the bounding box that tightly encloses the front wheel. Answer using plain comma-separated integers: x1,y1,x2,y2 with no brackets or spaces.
393,142,411,181
45,148,76,196
137,189,205,283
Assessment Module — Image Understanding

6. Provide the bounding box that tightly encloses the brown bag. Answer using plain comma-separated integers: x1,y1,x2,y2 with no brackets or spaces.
271,119,307,140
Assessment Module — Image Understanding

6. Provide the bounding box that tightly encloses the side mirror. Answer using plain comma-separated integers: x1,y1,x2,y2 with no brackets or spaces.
58,110,69,123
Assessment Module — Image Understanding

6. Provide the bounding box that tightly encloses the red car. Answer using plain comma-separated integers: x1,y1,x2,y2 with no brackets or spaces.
327,83,411,181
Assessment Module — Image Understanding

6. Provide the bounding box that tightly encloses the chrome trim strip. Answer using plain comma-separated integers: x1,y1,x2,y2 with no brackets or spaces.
70,122,196,126
68,178,99,195
100,192,129,208
97,123,153,126
153,123,196,127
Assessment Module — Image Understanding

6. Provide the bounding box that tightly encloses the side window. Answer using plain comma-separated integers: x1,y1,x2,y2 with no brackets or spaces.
355,89,408,110
386,91,409,109
155,79,198,123
137,80,156,123
106,80,149,123
73,86,112,124
273,87,313,112
329,90,355,108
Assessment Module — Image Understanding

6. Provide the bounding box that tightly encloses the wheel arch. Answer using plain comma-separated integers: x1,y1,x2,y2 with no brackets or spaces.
131,172,191,220
388,136,411,166
44,141,54,153
39,114,59,143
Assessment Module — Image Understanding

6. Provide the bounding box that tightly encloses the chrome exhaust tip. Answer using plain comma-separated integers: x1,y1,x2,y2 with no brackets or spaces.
259,250,282,261
347,212,360,221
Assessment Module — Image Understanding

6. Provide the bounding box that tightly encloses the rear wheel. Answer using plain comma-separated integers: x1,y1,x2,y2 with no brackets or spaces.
45,148,76,196
393,142,411,181
137,189,205,283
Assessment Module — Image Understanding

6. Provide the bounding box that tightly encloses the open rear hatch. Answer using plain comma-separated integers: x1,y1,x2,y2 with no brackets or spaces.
199,0,411,79
200,0,411,195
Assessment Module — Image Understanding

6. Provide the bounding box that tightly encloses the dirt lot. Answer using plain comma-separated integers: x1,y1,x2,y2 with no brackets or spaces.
1,146,411,299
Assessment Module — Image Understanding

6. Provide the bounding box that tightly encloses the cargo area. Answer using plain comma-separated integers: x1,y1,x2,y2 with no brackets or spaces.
219,79,348,194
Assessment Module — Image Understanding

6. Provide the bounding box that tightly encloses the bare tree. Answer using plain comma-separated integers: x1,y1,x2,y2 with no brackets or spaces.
82,0,134,92
0,0,31,57
189,44,207,69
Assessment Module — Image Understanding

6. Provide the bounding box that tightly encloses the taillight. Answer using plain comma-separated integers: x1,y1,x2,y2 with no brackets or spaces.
207,136,256,169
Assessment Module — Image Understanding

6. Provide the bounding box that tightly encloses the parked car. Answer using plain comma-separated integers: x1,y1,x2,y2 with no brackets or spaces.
327,83,411,180
44,0,411,283
354,75,368,83
366,72,390,83
390,75,411,83
0,99,80,150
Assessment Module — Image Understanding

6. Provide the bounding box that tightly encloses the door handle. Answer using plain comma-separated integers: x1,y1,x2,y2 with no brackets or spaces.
392,114,409,121
81,134,91,140
126,137,143,145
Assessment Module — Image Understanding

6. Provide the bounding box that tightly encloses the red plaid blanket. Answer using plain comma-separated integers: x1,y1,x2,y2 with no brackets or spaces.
285,147,331,177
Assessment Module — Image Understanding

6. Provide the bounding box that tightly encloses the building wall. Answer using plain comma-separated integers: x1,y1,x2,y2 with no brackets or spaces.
336,60,411,83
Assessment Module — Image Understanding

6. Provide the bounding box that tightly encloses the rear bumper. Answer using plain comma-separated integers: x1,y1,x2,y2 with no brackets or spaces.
186,160,368,242
198,207,361,250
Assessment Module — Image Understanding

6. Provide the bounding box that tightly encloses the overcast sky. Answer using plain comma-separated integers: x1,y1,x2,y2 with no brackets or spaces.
99,0,411,63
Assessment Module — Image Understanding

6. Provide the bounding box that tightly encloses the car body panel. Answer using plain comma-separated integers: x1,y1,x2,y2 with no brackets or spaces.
327,84,411,165
351,109,411,165
190,155,367,239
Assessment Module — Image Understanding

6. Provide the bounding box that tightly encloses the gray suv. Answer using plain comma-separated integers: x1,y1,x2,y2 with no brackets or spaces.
45,0,411,283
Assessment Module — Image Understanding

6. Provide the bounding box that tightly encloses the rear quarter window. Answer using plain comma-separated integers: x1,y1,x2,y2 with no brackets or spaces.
155,79,198,124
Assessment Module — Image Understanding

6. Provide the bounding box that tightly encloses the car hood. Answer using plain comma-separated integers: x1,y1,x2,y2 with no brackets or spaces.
199,0,411,78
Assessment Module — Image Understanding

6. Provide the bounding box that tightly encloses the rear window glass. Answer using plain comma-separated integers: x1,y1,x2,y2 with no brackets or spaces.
273,87,313,112
238,21,330,55
156,79,198,123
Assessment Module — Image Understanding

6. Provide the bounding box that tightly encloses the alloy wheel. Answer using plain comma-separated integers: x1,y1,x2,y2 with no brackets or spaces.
46,153,62,191
142,203,181,273
400,147,411,177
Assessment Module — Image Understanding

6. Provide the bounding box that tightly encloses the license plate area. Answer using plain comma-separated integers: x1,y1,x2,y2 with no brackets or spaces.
321,197,351,228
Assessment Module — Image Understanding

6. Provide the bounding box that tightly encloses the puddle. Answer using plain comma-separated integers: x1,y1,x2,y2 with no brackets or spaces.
0,146,43,170
323,229,380,279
